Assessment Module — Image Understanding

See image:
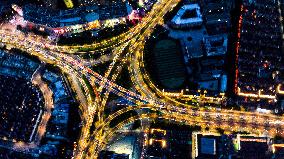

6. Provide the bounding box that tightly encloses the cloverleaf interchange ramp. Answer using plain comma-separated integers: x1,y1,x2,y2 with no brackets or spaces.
1,0,284,158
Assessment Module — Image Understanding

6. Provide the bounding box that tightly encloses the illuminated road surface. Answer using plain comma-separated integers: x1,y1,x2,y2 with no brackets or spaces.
0,0,284,159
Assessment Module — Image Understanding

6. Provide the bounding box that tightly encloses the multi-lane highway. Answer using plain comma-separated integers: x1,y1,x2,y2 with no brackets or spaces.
1,0,284,158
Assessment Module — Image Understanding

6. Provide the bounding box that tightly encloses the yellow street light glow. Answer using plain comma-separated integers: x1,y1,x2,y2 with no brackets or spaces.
149,138,153,145
277,84,284,94
162,140,166,148
64,0,74,8
237,87,276,99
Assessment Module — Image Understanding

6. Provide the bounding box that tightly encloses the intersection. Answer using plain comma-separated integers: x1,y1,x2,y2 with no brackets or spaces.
1,0,284,158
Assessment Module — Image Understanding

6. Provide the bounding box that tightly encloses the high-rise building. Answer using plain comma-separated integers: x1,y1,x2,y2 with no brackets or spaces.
235,0,284,110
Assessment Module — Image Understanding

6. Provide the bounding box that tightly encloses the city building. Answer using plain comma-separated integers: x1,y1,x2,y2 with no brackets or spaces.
235,0,284,111
167,0,231,96
170,4,203,29
235,135,270,159
272,144,284,159
99,150,129,159
146,128,167,159
22,0,128,35
203,35,228,57
202,3,230,34
192,132,221,159
168,130,192,158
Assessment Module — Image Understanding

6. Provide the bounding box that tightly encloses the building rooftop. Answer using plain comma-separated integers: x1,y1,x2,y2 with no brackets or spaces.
203,35,228,57
171,4,203,26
